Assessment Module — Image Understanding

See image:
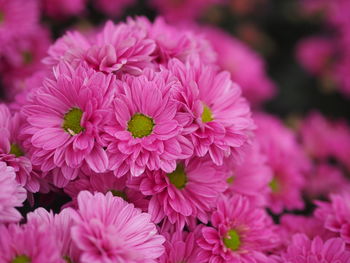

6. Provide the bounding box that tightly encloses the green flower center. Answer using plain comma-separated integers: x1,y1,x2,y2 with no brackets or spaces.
12,255,31,263
226,176,234,185
0,12,4,23
22,51,33,65
62,108,84,136
127,113,154,138
64,256,73,263
110,190,127,201
223,229,241,251
269,177,281,193
167,164,187,189
10,143,24,157
201,105,213,123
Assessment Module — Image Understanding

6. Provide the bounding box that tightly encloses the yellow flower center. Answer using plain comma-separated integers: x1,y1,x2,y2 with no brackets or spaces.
110,190,127,201
127,113,154,138
22,51,33,65
201,105,213,123
227,176,235,185
62,108,84,136
223,229,241,251
10,143,24,157
12,255,31,263
167,164,187,189
269,177,281,193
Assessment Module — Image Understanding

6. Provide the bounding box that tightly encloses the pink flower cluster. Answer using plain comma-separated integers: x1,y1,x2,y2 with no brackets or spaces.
0,2,350,262
297,0,350,97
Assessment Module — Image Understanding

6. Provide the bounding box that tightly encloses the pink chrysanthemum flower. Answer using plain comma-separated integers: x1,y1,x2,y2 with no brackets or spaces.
168,58,254,166
0,222,64,263
22,62,115,187
225,142,272,207
296,36,335,76
279,214,335,244
0,161,26,224
149,0,223,22
202,26,276,107
45,18,156,76
40,0,86,19
254,113,309,213
0,104,40,192
94,0,135,17
131,156,227,229
0,0,39,51
140,17,217,65
26,208,79,262
159,226,205,263
305,163,350,199
70,191,165,263
64,171,149,211
279,234,350,263
0,27,51,98
103,69,193,177
315,193,350,244
197,194,279,263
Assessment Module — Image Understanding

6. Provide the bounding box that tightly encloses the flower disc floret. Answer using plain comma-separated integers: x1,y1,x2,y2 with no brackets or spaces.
62,108,84,135
127,113,154,138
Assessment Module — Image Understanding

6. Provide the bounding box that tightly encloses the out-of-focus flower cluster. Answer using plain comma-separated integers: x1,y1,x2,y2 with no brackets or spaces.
297,0,350,96
0,0,350,263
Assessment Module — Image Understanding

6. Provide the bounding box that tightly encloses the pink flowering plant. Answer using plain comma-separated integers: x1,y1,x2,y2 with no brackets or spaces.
0,1,350,262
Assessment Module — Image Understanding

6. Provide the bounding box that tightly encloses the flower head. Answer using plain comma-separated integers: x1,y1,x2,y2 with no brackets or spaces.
104,69,193,177
0,161,26,224
70,191,165,263
198,194,279,263
22,62,115,187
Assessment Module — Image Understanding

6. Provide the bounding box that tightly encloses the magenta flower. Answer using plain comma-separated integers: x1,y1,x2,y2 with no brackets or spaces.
202,26,276,107
70,191,165,263
0,26,51,98
64,170,149,211
0,104,40,192
168,58,254,166
26,208,79,262
280,234,350,263
0,161,26,224
225,142,272,207
103,70,193,177
94,0,135,17
159,226,205,263
197,194,279,263
40,0,86,19
133,156,227,229
0,0,39,51
255,113,309,213
142,17,217,65
0,222,64,263
315,193,350,244
22,63,115,187
149,0,223,22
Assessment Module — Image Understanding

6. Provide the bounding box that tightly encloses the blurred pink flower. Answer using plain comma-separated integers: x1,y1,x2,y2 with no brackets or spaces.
70,191,165,263
315,193,350,244
296,36,335,76
40,0,86,19
225,142,272,207
150,0,223,22
280,234,350,263
197,194,279,263
203,26,276,107
255,113,309,213
0,161,26,224
94,0,135,17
